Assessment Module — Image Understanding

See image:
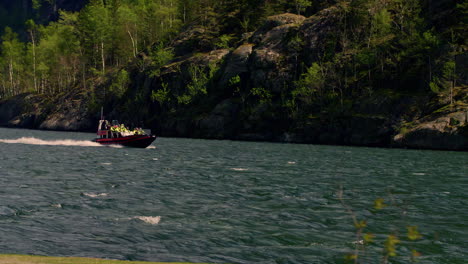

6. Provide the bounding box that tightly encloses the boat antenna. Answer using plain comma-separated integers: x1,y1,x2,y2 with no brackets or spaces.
100,107,104,120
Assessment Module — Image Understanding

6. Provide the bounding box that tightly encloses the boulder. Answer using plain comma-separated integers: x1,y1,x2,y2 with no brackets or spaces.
299,6,342,63
251,13,306,44
249,48,290,93
172,26,220,56
393,110,468,150
220,44,254,86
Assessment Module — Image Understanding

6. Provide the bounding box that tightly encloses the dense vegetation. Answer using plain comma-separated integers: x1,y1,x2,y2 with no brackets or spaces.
0,0,466,144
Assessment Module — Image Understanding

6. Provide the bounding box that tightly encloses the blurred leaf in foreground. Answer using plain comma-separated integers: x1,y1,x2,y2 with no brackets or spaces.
374,198,387,210
363,233,375,243
407,226,422,240
384,235,400,257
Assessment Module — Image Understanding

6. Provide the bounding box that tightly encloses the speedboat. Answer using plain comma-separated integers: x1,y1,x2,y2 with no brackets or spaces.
93,119,156,148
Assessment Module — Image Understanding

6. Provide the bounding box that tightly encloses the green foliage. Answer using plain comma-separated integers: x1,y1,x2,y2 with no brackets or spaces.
229,75,241,87
32,0,42,10
149,45,175,77
372,8,392,38
384,235,400,257
429,60,456,94
109,69,130,98
429,77,441,93
0,0,465,137
177,63,217,105
0,0,186,99
292,63,325,105
151,82,171,104
407,226,422,241
390,0,424,35
294,0,312,15
79,0,112,73
215,34,233,49
287,34,304,54
151,45,175,68
442,61,456,81
251,87,273,104
239,17,250,33
373,198,387,210
0,27,25,96
339,189,427,264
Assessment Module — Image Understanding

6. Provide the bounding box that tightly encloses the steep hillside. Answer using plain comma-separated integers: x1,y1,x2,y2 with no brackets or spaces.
0,0,466,150
112,9,467,150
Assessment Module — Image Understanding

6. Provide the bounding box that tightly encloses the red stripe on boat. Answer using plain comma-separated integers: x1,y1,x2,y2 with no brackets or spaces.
96,136,152,144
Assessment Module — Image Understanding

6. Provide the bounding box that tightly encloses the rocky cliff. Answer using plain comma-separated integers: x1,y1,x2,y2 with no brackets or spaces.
1,7,467,151
0,90,93,132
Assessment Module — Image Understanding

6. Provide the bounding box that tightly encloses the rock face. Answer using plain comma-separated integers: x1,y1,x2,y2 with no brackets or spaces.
393,109,468,150
249,14,306,93
165,8,466,150
251,13,306,44
39,95,93,131
220,44,254,86
197,99,241,139
0,91,94,132
0,94,44,128
154,49,231,137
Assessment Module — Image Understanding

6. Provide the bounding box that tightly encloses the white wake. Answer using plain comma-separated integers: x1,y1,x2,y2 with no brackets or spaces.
231,168,249,171
83,192,109,198
0,137,102,147
133,216,161,225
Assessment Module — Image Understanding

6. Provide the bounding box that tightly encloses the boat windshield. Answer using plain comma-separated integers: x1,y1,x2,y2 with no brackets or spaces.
111,120,120,126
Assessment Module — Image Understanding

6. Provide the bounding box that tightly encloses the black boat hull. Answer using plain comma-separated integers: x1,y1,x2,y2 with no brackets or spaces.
94,135,156,148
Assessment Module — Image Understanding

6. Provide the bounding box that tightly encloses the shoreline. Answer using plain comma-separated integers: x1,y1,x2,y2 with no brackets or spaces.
0,255,210,264
0,125,466,152
1,89,467,152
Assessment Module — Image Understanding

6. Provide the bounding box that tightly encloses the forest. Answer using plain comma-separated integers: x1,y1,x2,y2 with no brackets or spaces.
0,0,464,96
0,0,466,148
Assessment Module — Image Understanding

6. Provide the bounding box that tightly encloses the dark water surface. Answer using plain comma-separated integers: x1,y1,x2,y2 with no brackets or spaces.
0,128,466,264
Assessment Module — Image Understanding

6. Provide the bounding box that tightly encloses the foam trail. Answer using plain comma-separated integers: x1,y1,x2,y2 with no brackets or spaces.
133,216,161,225
0,137,102,147
231,168,249,171
83,192,108,198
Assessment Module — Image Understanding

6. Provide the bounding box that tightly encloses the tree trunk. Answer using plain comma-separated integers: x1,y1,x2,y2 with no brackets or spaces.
101,40,106,74
30,31,38,92
9,59,14,93
127,25,137,58
135,24,139,54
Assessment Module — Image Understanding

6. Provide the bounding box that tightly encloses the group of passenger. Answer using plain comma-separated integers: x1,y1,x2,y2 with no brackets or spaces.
99,120,144,138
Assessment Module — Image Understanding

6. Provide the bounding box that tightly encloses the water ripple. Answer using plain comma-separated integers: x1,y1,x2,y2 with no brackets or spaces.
0,128,467,264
